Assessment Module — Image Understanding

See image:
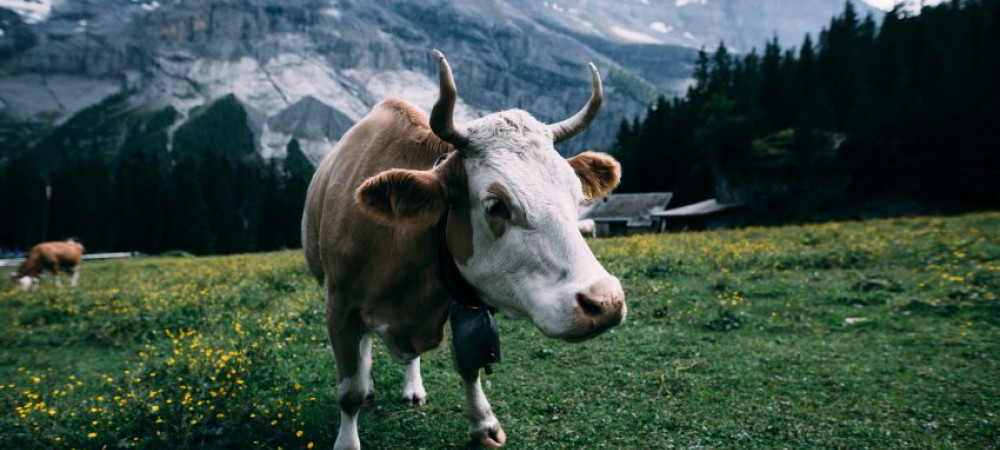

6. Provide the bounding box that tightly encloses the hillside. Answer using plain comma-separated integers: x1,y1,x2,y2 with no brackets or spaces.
0,0,879,164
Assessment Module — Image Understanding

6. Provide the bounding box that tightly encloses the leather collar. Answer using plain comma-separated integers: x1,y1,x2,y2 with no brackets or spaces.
433,152,501,375
434,216,494,312
432,151,493,312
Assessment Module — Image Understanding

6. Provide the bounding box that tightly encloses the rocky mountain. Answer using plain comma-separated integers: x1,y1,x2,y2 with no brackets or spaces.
0,0,880,164
521,0,882,53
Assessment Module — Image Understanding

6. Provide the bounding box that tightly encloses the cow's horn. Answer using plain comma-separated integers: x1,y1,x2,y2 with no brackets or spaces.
430,50,470,149
549,62,603,144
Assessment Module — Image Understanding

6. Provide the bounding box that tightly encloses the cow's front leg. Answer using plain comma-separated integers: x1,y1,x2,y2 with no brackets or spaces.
460,369,506,447
400,357,427,405
335,332,373,450
329,310,374,450
70,265,80,288
50,264,62,288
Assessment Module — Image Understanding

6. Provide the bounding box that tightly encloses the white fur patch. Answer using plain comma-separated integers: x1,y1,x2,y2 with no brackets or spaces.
18,276,35,291
334,410,360,450
463,373,501,442
400,357,427,404
334,333,372,450
454,110,622,338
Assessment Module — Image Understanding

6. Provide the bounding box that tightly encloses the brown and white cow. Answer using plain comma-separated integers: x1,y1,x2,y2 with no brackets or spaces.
302,50,626,449
10,240,84,290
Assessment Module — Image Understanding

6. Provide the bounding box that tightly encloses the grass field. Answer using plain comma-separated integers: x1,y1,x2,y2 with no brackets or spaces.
2,213,999,449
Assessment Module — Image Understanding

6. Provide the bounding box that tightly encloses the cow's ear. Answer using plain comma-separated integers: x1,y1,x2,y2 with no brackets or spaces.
356,168,447,227
567,151,621,200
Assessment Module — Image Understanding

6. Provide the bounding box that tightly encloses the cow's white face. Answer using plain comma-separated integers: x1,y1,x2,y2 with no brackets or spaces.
453,111,626,339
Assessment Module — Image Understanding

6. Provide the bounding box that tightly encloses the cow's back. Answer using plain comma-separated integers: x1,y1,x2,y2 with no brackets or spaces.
20,241,83,275
303,99,453,297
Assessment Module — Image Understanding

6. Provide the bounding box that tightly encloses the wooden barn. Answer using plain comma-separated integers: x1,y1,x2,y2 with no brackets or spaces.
653,199,746,231
579,192,673,237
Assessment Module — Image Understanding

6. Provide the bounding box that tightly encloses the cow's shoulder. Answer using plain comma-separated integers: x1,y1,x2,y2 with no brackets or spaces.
377,98,431,131
358,99,453,164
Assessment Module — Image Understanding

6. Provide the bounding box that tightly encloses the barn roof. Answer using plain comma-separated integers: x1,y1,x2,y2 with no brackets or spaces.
580,192,673,222
653,199,743,217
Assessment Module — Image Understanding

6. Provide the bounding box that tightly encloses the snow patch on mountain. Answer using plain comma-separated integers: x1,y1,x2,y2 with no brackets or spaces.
139,1,161,12
321,7,340,19
260,122,335,164
343,68,480,123
610,25,662,44
0,0,52,24
187,58,289,114
649,22,673,34
262,54,369,121
542,2,566,13
862,0,944,12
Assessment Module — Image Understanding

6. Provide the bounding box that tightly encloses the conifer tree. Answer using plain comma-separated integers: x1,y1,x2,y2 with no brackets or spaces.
200,151,243,254
82,146,114,251
170,157,213,254
255,160,285,251
611,119,640,192
0,154,46,251
281,139,315,248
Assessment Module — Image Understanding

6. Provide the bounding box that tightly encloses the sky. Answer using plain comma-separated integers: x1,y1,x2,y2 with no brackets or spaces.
863,0,946,11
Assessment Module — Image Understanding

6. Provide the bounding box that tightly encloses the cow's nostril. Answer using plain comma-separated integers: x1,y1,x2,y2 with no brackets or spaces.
566,279,626,340
576,292,604,318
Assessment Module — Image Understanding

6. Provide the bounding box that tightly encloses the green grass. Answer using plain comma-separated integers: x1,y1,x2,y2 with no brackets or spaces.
2,213,999,449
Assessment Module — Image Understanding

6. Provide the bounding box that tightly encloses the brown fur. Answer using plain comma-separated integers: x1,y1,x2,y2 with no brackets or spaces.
442,157,473,265
484,182,511,238
303,99,467,406
567,151,622,200
15,241,84,278
356,169,448,228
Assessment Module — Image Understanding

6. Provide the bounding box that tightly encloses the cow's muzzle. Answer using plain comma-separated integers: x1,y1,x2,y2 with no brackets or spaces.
563,278,626,341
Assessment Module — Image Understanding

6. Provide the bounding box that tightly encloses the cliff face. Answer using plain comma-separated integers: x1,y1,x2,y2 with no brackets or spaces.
0,0,877,163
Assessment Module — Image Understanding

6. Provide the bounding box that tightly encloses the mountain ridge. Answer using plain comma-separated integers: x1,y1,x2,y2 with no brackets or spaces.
0,0,880,164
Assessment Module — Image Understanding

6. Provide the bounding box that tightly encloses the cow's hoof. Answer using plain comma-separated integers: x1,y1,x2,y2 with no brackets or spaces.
401,392,427,406
401,382,427,406
470,423,506,448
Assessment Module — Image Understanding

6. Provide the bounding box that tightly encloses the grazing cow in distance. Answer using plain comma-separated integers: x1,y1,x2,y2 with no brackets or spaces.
302,49,626,449
10,240,84,290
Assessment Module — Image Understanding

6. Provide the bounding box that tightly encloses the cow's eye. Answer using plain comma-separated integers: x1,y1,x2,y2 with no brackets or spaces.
484,197,512,220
